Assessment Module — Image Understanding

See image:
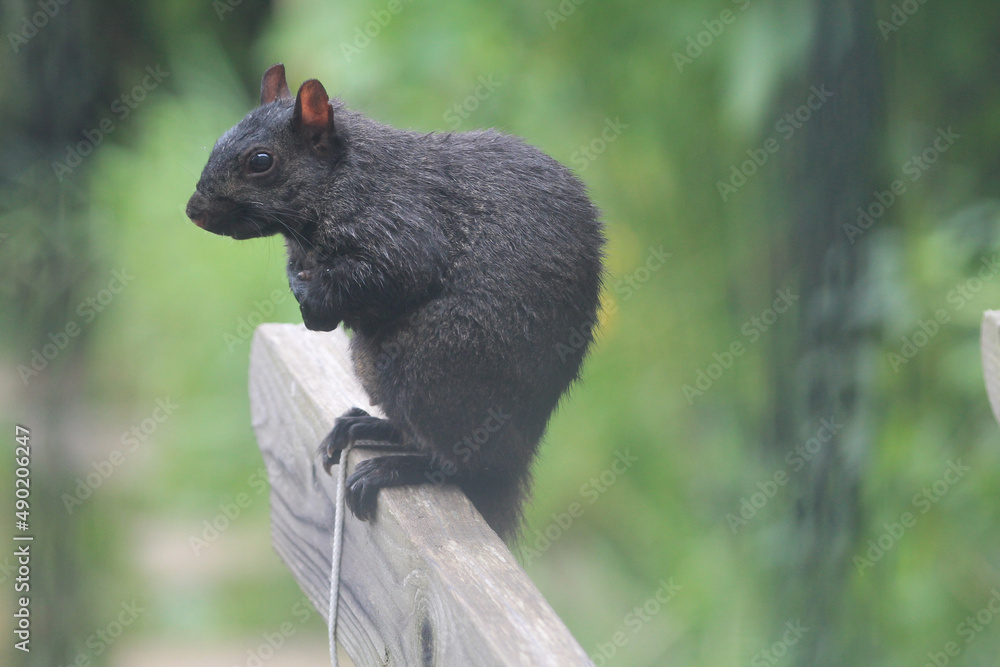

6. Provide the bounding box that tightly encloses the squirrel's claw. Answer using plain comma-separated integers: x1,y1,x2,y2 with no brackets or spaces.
319,407,370,473
345,455,435,522
346,458,386,521
318,408,407,474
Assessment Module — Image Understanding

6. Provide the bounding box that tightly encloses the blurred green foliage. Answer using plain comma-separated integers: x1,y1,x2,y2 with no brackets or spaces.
3,0,1000,665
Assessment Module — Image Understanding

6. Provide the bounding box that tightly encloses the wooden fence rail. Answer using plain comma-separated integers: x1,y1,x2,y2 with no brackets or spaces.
248,323,592,666
982,311,1000,425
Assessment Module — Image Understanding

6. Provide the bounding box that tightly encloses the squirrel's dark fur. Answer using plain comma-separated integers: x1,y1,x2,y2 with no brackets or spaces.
187,64,604,540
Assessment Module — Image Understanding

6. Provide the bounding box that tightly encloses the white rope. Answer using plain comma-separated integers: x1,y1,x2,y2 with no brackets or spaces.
328,444,352,667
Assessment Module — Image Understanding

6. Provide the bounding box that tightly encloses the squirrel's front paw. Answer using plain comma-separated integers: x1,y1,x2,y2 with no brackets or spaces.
319,408,406,473
319,407,371,473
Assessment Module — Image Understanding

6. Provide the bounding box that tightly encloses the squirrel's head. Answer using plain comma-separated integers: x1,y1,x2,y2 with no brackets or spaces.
186,64,343,240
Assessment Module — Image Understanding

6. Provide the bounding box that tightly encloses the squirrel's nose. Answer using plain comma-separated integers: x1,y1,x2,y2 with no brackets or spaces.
186,192,208,228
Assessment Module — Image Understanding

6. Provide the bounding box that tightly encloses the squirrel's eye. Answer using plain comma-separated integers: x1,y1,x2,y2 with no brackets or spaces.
248,152,273,173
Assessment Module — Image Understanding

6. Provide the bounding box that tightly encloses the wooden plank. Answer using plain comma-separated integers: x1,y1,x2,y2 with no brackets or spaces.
982,310,1000,427
248,323,593,666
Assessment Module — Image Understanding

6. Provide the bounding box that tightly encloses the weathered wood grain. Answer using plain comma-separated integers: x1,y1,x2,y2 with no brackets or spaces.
248,323,592,666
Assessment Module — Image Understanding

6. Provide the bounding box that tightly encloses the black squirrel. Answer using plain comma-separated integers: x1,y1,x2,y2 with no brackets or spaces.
186,64,604,540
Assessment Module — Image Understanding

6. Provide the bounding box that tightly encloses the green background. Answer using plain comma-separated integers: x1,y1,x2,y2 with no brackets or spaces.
3,0,1000,665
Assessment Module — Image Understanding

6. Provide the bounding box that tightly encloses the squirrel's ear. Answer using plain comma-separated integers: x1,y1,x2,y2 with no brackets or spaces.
293,79,337,153
260,63,291,105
